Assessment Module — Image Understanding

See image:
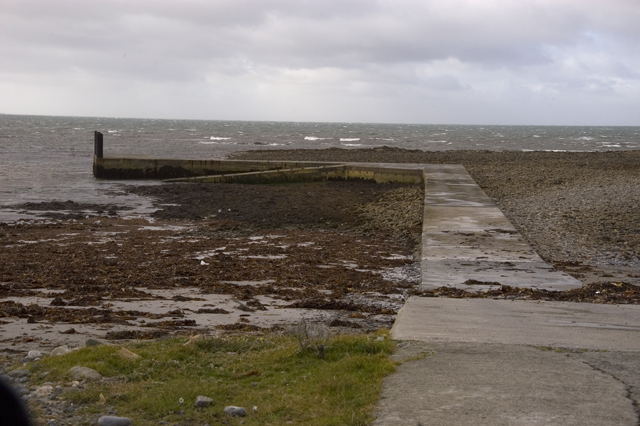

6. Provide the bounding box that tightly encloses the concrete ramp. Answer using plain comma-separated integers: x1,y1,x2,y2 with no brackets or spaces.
376,298,640,426
421,165,582,291
391,297,640,350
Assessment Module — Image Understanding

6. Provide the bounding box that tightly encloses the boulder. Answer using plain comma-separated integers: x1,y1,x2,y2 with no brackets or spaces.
116,348,140,360
195,395,213,408
26,350,44,361
35,385,54,397
68,366,102,381
224,406,247,417
51,346,72,357
97,416,131,426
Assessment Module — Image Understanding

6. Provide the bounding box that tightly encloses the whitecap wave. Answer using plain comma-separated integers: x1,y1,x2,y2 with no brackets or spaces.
199,140,236,145
304,136,329,141
342,143,363,147
576,136,594,141
340,138,360,142
426,140,448,143
522,149,588,152
210,136,231,140
107,130,119,133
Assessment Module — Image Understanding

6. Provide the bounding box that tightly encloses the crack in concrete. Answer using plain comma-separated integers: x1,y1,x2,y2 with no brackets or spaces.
582,360,640,426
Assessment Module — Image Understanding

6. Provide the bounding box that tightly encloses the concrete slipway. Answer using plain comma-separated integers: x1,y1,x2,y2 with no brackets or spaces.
94,154,640,425
373,165,640,426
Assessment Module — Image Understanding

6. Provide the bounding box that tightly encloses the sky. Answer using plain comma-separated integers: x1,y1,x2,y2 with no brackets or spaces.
1,0,639,125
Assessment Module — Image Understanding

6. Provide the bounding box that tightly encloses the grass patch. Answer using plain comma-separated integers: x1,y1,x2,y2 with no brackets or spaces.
28,330,396,425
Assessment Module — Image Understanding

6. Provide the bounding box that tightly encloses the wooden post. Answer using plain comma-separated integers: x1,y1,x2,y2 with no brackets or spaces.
94,131,103,158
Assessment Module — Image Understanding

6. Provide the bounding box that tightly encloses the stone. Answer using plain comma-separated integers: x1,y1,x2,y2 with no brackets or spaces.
97,416,131,426
7,369,29,379
13,385,28,396
51,345,72,357
68,366,102,381
85,338,106,347
26,350,44,361
116,348,140,360
35,385,54,397
195,395,213,407
223,406,247,417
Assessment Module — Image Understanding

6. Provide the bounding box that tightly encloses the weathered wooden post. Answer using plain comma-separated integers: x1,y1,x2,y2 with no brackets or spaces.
94,131,103,159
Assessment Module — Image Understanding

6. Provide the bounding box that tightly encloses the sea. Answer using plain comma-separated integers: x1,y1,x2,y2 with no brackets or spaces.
1,114,639,223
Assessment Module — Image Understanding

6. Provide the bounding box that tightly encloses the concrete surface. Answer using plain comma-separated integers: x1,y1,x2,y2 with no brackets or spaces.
374,342,639,426
421,164,583,292
374,165,639,425
370,298,640,425
392,298,640,351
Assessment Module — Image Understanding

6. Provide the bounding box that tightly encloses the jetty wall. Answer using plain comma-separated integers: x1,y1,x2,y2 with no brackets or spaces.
93,156,424,184
91,131,424,184
93,156,342,180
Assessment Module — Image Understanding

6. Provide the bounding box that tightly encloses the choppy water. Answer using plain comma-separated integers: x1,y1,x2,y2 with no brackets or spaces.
1,114,639,222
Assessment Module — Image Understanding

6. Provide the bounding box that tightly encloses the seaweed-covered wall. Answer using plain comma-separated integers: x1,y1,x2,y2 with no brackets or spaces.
92,157,342,180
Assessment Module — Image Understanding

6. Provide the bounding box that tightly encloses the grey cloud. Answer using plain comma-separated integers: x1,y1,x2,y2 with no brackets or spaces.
3,0,638,75
1,0,639,124
2,1,630,65
421,75,468,91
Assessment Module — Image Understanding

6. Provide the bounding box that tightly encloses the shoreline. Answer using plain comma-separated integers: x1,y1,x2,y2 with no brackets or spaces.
2,147,640,352
232,147,640,284
1,180,423,352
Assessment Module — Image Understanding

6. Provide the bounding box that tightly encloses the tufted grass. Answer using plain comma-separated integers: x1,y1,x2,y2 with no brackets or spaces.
29,330,396,425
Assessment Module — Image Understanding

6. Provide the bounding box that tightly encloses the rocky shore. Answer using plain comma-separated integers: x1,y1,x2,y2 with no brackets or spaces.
3,147,640,355
2,147,640,425
233,147,640,286
1,180,423,354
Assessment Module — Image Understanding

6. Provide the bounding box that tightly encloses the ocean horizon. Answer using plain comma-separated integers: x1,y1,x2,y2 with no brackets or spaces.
1,113,640,222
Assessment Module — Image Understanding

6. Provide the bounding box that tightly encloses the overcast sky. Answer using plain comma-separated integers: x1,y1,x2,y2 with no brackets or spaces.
1,0,639,125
